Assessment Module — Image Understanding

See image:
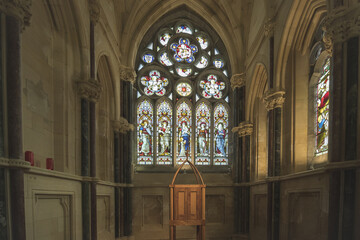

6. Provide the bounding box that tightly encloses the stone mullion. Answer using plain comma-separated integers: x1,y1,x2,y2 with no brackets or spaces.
0,14,4,158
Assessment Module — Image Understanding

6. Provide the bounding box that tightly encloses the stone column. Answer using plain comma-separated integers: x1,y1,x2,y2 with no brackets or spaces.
119,66,136,236
0,1,31,239
232,121,253,235
324,4,360,240
230,73,246,234
263,89,285,240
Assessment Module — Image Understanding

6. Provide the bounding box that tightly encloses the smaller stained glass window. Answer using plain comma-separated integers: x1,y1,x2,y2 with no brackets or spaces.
200,74,225,99
141,70,169,96
196,36,209,49
142,53,155,63
176,82,192,97
213,58,224,68
137,99,153,165
176,25,193,34
159,32,172,46
177,101,192,163
159,52,173,66
196,102,211,165
195,55,209,69
171,38,198,63
157,100,172,165
176,67,192,77
214,104,228,165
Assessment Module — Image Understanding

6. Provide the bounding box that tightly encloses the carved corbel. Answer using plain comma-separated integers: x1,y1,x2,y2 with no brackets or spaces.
76,78,102,102
232,121,254,137
0,0,32,28
230,73,246,90
88,0,100,24
119,65,136,84
264,17,276,37
323,7,360,43
112,117,134,134
263,89,285,111
322,27,333,57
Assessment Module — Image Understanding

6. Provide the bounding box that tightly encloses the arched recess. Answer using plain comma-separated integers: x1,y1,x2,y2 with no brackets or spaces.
96,55,116,181
248,64,268,180
120,1,243,74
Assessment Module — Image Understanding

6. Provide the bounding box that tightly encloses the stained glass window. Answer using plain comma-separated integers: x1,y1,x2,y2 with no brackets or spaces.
176,101,192,164
137,99,153,165
195,102,211,165
316,58,330,155
157,100,172,165
135,18,231,168
214,103,228,165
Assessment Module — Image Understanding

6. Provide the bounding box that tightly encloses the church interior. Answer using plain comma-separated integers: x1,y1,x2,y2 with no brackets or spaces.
0,0,359,239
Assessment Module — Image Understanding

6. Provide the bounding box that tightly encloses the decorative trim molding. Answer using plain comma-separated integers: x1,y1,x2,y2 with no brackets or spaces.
324,6,360,43
0,157,31,168
230,73,246,90
264,17,276,37
232,121,253,137
76,78,102,102
112,117,134,133
119,66,136,84
263,89,285,111
88,0,100,24
0,0,32,28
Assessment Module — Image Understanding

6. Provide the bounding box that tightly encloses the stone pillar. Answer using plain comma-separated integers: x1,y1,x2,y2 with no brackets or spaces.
232,121,253,235
77,78,101,240
0,1,32,239
230,73,246,234
324,4,360,240
263,89,285,240
119,66,136,236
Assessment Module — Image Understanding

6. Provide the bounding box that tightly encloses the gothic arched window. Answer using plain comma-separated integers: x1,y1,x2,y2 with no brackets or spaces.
135,16,232,169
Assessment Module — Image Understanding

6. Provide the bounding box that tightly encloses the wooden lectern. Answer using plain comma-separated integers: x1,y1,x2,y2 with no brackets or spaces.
169,154,206,240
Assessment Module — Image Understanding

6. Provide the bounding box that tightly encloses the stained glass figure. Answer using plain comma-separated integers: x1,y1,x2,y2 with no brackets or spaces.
199,74,225,99
316,58,330,155
137,99,153,165
157,100,172,165
159,52,173,66
195,102,210,165
176,82,192,97
176,67,192,77
140,70,169,96
195,55,209,69
177,101,191,163
176,25,193,34
142,53,155,63
170,38,198,63
196,36,209,49
159,32,172,46
214,104,228,165
213,58,224,68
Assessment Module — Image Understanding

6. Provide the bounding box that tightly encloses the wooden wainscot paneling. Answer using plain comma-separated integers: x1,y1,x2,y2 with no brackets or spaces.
34,194,72,240
142,195,163,228
206,194,225,224
288,191,321,240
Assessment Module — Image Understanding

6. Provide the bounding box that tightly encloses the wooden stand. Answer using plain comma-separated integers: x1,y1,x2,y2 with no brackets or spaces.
169,155,206,240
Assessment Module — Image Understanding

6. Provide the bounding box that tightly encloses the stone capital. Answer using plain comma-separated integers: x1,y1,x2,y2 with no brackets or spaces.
323,6,360,43
76,78,102,102
263,89,285,111
112,117,134,133
264,17,276,37
230,73,246,90
119,66,136,84
88,0,100,24
231,121,253,137
0,0,32,28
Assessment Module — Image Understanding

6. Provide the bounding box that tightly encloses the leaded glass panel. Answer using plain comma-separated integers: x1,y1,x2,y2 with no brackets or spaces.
214,103,228,165
176,101,192,164
137,99,153,165
195,102,211,165
157,100,172,165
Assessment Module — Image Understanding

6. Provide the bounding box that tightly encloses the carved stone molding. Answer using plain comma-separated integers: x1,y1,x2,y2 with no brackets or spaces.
264,17,276,37
76,78,102,102
232,121,254,137
322,28,333,57
0,157,31,168
230,73,246,90
112,117,134,134
119,66,136,84
263,89,285,111
0,0,32,28
88,0,100,24
323,6,360,43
